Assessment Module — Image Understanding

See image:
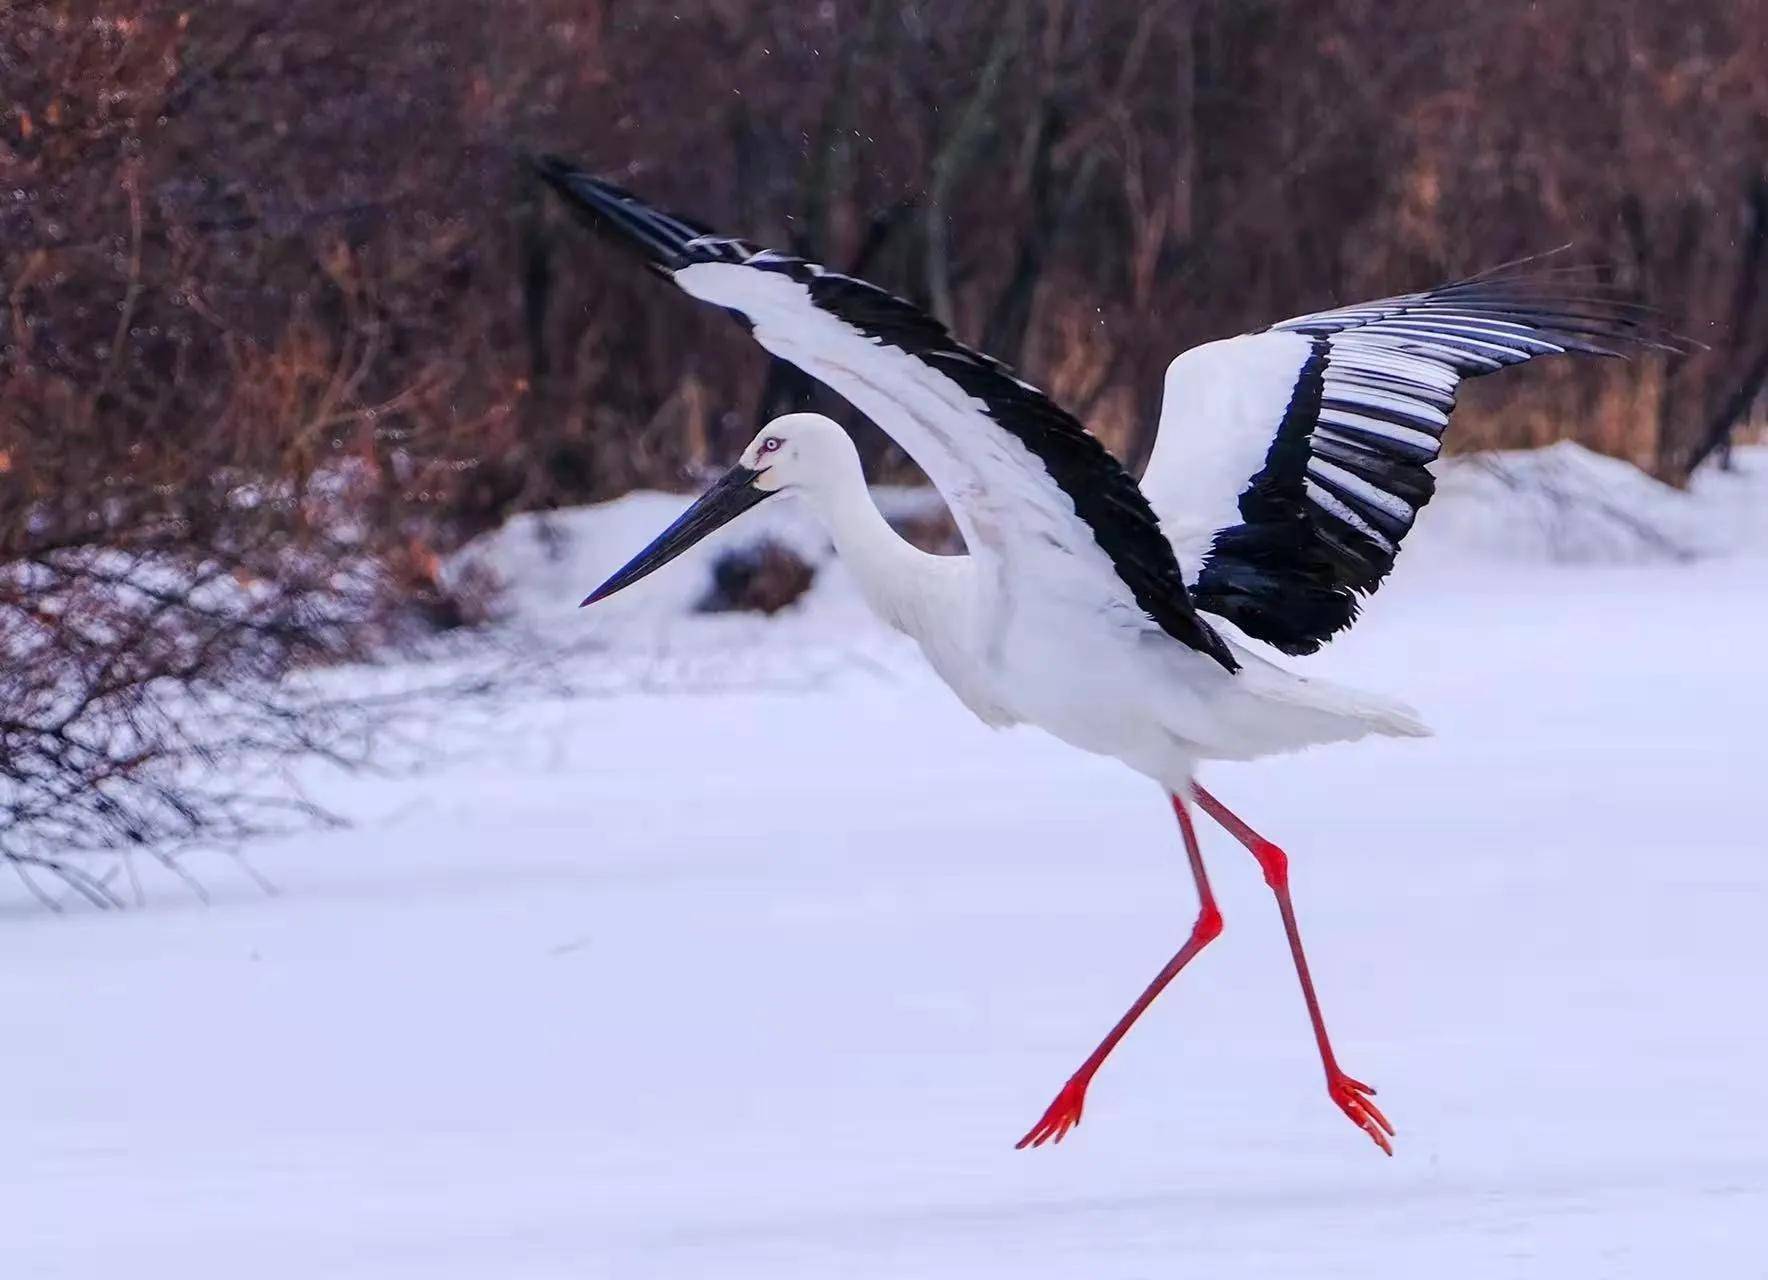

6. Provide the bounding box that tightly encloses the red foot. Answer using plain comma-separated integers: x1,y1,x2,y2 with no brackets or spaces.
1328,1071,1395,1155
1016,1075,1091,1149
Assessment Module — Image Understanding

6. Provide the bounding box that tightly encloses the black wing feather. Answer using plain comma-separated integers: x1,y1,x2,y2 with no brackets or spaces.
1187,262,1688,653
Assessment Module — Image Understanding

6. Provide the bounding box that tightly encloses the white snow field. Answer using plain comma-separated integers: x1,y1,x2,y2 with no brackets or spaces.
6,449,1767,1278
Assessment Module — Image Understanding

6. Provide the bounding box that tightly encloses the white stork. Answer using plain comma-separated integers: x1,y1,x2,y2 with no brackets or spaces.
533,156,1673,1154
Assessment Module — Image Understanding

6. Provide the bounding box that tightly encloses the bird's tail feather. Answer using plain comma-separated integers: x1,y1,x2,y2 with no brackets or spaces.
1201,651,1432,761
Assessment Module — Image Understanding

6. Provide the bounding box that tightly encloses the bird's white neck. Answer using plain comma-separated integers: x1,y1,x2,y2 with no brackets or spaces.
795,463,961,639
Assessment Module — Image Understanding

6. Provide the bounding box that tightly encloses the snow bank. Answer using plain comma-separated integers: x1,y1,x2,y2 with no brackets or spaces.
1413,441,1713,564
1688,443,1768,557
447,442,1766,648
441,491,919,692
446,491,833,627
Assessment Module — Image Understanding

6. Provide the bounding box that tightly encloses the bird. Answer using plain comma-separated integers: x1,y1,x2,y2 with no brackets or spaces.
532,154,1676,1155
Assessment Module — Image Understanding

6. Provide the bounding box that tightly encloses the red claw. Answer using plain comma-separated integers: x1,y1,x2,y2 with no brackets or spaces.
1328,1071,1395,1155
1016,1075,1091,1149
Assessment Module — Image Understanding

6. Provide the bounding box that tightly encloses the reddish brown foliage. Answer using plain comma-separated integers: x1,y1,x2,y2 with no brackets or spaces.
2,0,1764,563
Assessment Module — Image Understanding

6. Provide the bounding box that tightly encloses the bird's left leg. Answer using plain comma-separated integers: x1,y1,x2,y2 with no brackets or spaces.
1190,783,1395,1155
1016,792,1222,1149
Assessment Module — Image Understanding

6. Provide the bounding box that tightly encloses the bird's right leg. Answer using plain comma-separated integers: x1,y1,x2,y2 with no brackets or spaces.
1016,792,1222,1148
1190,783,1394,1155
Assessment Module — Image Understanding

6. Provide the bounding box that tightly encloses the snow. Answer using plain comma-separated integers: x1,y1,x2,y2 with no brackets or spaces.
1413,441,1717,563
7,448,1768,1277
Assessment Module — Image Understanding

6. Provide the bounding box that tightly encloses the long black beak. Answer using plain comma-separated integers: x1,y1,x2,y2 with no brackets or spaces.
581,466,771,606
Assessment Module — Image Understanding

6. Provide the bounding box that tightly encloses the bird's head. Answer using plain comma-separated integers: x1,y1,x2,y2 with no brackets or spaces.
581,413,852,606
736,412,857,495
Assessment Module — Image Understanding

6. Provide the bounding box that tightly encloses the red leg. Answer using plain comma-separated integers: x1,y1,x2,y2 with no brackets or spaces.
1017,793,1223,1149
1191,783,1395,1155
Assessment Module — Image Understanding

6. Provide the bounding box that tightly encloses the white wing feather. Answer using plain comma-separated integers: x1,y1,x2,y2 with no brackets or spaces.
1144,332,1319,579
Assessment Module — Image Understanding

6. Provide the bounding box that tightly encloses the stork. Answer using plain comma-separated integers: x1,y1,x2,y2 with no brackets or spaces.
533,156,1673,1154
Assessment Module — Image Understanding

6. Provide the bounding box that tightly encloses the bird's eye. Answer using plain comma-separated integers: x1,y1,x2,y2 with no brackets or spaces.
760,437,782,454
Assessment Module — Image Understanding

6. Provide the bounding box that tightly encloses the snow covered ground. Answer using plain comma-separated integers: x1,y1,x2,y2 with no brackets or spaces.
6,449,1767,1278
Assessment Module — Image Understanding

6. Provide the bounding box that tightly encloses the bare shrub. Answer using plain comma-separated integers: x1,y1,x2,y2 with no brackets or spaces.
0,455,523,907
698,542,818,617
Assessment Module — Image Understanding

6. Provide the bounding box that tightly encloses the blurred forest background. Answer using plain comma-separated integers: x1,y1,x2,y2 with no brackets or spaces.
2,0,1764,886
5,0,1766,565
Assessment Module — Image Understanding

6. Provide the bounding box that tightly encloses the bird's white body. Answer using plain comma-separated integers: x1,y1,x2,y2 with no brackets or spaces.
753,415,1428,794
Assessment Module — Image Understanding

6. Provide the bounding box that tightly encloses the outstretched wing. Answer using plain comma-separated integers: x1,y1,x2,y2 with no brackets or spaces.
1142,264,1677,654
533,156,1236,670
